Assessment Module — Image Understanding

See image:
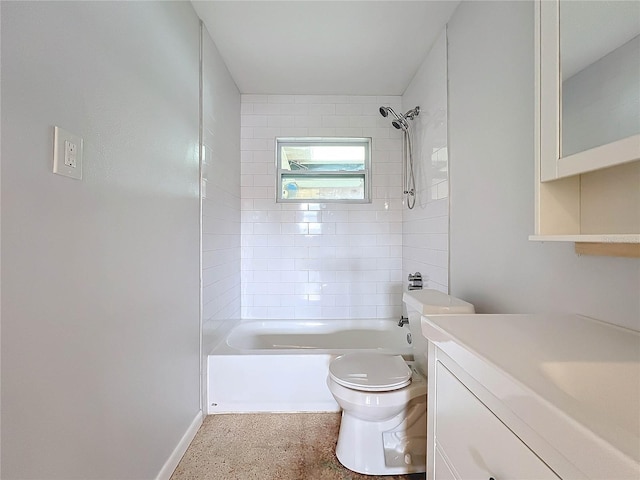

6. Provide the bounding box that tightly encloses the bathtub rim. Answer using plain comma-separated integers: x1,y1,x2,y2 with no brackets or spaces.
206,318,414,356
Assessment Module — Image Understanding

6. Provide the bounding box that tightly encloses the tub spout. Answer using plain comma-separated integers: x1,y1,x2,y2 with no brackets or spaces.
398,316,409,327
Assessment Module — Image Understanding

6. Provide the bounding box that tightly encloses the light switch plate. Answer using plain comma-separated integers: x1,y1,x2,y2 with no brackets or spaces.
53,126,83,180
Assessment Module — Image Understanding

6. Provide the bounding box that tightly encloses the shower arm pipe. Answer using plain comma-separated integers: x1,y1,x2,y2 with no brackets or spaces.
380,106,421,126
404,106,420,120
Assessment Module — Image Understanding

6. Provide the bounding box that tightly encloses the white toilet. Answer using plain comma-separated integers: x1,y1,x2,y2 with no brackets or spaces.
327,289,475,475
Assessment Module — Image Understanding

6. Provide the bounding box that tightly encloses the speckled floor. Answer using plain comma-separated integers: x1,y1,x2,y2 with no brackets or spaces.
170,413,425,480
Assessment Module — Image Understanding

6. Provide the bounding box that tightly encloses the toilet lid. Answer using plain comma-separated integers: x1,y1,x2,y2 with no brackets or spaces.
329,353,412,392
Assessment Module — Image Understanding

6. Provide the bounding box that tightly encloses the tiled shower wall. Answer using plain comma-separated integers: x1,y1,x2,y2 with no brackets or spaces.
201,26,242,325
401,30,450,294
240,95,404,319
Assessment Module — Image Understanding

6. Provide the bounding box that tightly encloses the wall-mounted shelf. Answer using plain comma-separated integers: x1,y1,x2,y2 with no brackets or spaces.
530,235,640,258
532,161,640,255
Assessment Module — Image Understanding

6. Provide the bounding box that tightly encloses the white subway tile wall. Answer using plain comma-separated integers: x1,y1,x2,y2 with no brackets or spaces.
202,29,242,323
241,95,404,319
401,30,449,294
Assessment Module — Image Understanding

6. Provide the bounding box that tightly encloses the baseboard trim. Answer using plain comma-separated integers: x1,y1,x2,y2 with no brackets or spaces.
156,410,203,480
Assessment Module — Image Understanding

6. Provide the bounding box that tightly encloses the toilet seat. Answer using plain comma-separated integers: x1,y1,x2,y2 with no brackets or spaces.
329,353,412,392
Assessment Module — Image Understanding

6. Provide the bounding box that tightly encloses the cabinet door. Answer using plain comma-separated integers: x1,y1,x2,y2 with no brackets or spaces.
435,362,560,480
434,446,458,480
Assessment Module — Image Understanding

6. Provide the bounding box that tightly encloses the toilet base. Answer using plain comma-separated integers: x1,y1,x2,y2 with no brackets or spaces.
335,396,427,475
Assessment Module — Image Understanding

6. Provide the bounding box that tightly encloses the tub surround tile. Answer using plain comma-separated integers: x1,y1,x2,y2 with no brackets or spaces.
241,94,404,320
401,30,450,294
170,413,425,480
201,43,241,324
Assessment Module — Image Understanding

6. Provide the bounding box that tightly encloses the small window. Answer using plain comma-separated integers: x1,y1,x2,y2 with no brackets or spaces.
276,138,371,203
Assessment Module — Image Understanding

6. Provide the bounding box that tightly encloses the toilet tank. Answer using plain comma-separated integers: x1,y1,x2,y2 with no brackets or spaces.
402,290,475,376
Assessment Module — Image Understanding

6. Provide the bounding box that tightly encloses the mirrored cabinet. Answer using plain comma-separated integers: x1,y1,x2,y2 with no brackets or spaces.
531,0,640,256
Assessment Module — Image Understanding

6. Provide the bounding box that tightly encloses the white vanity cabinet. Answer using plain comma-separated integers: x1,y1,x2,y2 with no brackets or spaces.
433,361,559,479
422,314,640,480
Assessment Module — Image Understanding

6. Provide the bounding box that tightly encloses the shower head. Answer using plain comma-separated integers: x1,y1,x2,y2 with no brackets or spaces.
392,119,407,130
379,105,419,131
380,106,402,120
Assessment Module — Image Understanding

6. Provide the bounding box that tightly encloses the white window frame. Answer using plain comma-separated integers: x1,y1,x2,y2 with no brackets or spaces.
276,137,372,204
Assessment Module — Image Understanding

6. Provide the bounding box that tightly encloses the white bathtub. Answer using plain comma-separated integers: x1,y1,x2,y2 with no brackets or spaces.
207,319,412,414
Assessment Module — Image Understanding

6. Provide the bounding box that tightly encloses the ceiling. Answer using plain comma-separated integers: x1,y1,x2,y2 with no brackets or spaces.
191,1,460,95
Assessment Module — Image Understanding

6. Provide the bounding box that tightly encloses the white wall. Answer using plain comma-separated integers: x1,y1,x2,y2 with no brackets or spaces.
447,1,640,331
0,4,3,473
240,95,404,319
0,4,3,471
402,30,450,295
201,25,241,328
1,2,202,478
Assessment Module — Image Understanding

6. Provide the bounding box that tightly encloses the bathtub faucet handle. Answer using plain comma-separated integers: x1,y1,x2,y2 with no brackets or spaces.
398,316,409,327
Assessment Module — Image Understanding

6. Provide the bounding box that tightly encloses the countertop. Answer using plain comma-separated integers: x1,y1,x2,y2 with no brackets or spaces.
422,313,640,479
